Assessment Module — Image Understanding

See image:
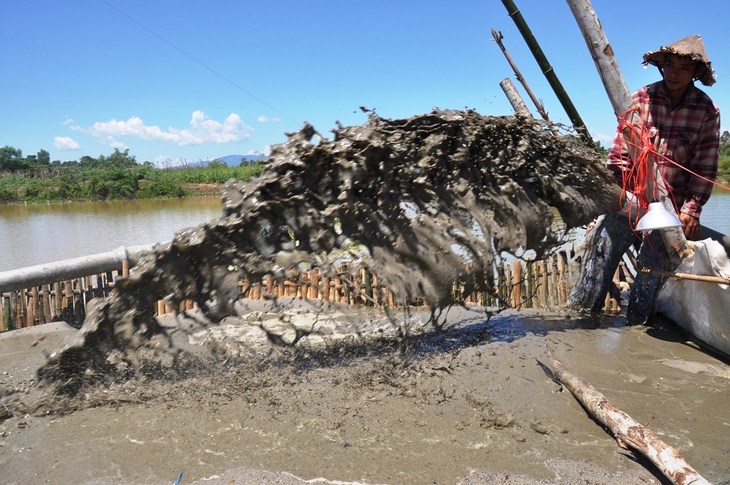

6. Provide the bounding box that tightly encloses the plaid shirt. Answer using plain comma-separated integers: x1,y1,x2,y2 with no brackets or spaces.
607,80,720,218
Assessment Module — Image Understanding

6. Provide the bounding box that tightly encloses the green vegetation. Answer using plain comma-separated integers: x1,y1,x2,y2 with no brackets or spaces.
719,131,730,186
0,147,265,204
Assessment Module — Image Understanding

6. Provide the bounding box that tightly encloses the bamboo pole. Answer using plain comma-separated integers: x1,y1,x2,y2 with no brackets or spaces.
641,267,730,286
549,355,710,485
500,0,592,145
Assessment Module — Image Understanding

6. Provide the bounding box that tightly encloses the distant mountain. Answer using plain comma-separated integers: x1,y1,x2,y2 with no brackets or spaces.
214,154,265,167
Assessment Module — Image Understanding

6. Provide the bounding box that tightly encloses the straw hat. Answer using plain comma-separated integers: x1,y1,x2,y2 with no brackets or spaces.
643,35,715,86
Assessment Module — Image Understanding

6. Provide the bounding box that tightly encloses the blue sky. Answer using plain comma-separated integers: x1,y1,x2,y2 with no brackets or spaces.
2,0,728,166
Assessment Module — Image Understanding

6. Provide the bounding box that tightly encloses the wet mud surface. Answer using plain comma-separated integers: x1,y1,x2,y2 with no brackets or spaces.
1,304,729,484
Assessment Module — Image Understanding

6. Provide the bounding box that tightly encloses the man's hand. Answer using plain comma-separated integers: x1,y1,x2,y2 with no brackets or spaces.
679,212,700,239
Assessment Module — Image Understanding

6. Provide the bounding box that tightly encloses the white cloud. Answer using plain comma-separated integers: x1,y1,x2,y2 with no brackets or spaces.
54,136,81,150
257,115,281,123
85,111,251,147
108,139,129,150
62,117,74,126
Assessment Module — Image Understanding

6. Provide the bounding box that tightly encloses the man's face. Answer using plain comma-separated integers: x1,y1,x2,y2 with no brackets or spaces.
662,53,699,94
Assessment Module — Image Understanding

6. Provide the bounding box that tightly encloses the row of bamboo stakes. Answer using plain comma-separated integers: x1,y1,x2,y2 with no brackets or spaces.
1,251,637,332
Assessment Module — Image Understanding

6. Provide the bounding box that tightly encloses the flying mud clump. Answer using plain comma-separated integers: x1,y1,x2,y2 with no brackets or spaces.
37,109,619,389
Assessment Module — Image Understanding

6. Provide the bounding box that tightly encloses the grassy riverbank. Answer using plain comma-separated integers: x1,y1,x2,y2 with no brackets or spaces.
0,148,264,204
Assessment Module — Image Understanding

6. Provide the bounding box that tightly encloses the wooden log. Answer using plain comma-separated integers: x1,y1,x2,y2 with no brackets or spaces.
549,355,710,485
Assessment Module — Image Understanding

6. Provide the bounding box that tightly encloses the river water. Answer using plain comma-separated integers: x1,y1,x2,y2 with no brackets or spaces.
0,196,223,272
0,190,729,273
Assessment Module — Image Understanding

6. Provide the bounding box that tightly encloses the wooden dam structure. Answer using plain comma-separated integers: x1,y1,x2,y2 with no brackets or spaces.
0,245,638,331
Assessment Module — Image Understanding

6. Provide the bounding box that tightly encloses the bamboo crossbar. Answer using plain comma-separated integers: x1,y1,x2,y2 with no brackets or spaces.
640,267,730,286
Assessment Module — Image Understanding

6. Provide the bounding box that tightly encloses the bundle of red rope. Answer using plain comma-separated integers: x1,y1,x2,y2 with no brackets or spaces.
614,107,729,233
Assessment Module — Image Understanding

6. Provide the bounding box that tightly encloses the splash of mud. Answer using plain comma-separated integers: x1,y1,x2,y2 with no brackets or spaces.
36,109,619,392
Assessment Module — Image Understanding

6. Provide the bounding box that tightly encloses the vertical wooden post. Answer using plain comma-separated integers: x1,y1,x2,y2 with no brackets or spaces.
539,260,549,308
557,254,568,305
30,287,39,326
41,284,51,324
18,290,28,329
364,268,373,306
497,261,506,306
322,274,331,301
551,255,560,307
309,269,319,299
2,294,12,331
52,282,61,319
105,271,114,295
512,261,523,308
7,292,18,331
505,263,513,308
73,279,84,324
525,260,534,308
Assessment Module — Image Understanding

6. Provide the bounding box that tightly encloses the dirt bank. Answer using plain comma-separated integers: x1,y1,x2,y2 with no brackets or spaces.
1,302,728,484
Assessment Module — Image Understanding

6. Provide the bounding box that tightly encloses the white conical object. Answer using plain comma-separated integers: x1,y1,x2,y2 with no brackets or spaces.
635,201,682,231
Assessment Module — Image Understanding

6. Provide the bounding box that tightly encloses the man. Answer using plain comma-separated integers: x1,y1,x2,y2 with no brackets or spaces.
570,35,720,324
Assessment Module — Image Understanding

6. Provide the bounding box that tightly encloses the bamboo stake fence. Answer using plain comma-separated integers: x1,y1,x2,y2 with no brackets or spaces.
0,249,638,332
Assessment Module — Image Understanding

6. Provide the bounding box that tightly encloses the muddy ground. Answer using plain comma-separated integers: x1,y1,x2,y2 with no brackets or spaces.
1,300,729,485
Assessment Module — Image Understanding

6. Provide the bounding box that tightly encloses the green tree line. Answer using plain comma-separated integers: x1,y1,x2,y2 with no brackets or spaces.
0,147,264,204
